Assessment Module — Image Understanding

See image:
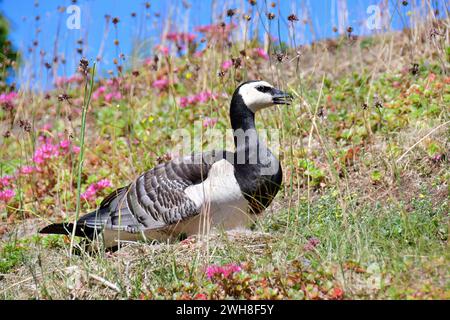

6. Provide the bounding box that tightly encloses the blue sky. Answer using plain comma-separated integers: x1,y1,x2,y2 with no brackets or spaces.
0,0,443,89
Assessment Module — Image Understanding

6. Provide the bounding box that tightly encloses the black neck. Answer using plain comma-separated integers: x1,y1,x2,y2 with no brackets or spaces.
230,93,256,134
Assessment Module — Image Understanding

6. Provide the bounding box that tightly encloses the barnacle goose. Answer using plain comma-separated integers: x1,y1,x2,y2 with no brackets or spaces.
40,80,293,250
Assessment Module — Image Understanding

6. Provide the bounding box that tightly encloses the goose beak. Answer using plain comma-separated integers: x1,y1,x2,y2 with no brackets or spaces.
272,88,293,105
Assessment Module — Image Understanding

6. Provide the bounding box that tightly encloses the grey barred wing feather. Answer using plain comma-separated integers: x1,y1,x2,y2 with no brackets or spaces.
86,151,229,233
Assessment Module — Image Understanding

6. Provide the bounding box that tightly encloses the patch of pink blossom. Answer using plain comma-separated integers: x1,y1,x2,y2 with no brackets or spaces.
221,60,233,71
0,92,18,110
206,263,242,279
0,189,15,202
254,48,269,60
203,117,218,128
92,83,122,103
179,91,217,108
18,166,36,175
303,237,320,251
32,137,79,167
195,23,236,40
165,32,196,44
152,78,169,90
0,175,15,203
0,175,13,189
155,45,170,56
55,74,84,87
81,179,112,201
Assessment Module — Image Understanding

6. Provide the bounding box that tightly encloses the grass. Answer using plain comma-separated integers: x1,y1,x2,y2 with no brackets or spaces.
0,2,449,299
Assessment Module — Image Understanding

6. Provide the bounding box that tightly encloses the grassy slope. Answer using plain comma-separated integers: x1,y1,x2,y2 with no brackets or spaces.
0,21,449,299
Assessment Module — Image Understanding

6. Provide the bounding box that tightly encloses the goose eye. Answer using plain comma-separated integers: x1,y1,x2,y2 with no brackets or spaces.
256,86,271,93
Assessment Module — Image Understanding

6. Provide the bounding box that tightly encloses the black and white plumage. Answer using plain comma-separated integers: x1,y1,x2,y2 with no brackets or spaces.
40,80,292,249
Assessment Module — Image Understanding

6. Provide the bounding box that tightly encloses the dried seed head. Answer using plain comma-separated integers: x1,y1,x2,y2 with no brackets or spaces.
58,93,70,101
347,26,353,33
132,70,140,77
270,2,276,8
332,26,338,33
19,120,32,132
145,2,151,9
267,12,275,20
44,62,51,69
243,14,251,21
232,57,242,68
131,12,136,17
114,39,119,46
3,130,11,138
410,63,419,75
112,17,120,25
78,57,89,75
402,1,408,6
249,0,257,5
227,9,237,17
76,48,83,54
288,14,299,22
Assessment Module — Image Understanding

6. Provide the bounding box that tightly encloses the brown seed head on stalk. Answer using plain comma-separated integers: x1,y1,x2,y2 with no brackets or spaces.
3,131,11,138
227,9,237,17
347,26,353,34
402,1,408,6
288,14,299,22
249,0,257,6
131,12,136,18
270,2,276,8
267,13,275,20
19,120,32,133
112,17,120,25
58,93,70,102
78,57,89,75
145,2,151,9
232,57,242,68
243,14,251,21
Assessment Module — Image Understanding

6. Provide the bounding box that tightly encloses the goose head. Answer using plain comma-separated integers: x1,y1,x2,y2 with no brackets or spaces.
233,80,293,113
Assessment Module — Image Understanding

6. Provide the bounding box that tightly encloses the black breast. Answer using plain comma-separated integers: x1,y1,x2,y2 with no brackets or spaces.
233,151,283,215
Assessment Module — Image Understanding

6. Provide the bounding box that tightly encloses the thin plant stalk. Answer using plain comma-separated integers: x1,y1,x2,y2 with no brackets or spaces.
70,63,96,259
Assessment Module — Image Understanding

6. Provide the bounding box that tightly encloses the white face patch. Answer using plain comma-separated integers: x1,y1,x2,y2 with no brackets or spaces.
238,81,274,113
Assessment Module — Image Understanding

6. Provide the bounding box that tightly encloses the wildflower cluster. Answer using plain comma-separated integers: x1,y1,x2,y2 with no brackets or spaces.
179,91,217,108
81,179,112,201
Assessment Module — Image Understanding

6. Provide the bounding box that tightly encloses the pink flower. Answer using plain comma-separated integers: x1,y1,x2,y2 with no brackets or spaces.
254,48,269,60
18,166,36,175
0,175,13,189
59,139,71,150
221,60,233,70
165,32,196,43
203,117,218,128
179,96,189,108
152,78,169,90
0,92,18,104
96,179,112,189
0,189,15,202
104,91,122,103
303,237,320,251
81,179,112,201
0,92,18,110
155,45,170,56
72,146,81,154
41,123,52,131
33,142,60,164
92,86,107,101
206,263,241,279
